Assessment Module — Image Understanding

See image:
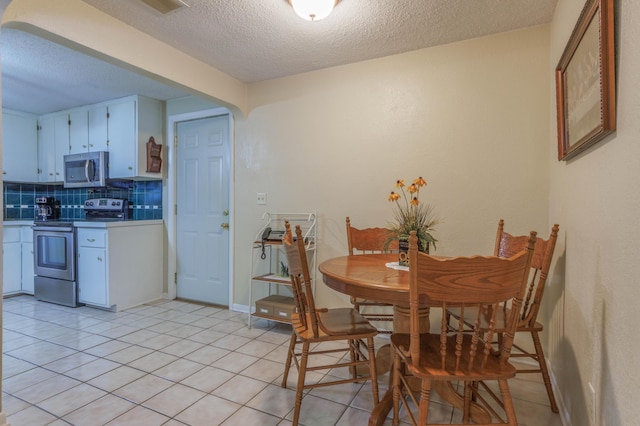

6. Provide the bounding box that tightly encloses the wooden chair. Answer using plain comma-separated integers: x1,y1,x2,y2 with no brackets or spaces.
281,222,380,426
446,220,560,412
346,216,399,332
391,230,536,425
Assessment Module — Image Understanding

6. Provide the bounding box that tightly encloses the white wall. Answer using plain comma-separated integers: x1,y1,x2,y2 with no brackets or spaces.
548,0,640,425
235,25,551,309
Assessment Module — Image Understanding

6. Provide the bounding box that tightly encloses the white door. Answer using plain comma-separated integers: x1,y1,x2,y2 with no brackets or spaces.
176,114,230,305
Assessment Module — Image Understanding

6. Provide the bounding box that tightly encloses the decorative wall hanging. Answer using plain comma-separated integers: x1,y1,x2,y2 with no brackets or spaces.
146,136,162,173
555,0,615,161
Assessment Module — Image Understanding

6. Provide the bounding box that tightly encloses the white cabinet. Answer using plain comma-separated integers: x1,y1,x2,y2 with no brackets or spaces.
248,213,317,328
3,227,22,294
69,108,89,154
2,110,38,182
87,95,164,179
77,229,108,306
106,99,137,178
37,112,70,182
76,222,163,311
2,224,35,295
88,104,110,153
21,227,34,294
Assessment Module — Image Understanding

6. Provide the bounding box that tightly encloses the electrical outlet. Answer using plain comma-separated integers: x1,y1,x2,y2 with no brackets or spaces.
588,382,596,425
256,192,267,205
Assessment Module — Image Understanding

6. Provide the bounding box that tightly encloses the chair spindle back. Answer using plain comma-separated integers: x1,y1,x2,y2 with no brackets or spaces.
494,220,560,327
346,216,398,255
283,221,319,337
408,230,536,371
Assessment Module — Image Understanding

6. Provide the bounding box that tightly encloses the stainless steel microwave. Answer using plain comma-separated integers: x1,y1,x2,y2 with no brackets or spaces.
63,151,109,188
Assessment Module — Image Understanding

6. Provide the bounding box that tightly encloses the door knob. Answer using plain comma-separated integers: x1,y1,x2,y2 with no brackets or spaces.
220,223,229,230
223,209,229,216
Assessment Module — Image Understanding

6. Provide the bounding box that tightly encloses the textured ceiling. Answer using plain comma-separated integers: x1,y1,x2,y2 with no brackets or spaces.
0,0,557,115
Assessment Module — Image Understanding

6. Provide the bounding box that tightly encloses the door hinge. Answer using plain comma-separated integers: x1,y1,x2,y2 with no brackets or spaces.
174,272,177,284
174,204,177,215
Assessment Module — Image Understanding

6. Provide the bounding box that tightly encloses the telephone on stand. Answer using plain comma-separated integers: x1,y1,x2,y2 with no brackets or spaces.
260,227,285,259
260,227,272,259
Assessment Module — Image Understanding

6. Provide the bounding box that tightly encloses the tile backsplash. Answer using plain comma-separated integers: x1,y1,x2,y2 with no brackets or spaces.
3,180,163,221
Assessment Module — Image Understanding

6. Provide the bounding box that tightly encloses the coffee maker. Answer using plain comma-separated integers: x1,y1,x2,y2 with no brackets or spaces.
34,196,60,222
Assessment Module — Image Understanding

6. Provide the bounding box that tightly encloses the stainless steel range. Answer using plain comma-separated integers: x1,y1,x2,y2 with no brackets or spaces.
33,221,79,307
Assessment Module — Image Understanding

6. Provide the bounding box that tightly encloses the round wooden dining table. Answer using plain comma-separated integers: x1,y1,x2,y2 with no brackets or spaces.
319,253,491,426
320,253,409,303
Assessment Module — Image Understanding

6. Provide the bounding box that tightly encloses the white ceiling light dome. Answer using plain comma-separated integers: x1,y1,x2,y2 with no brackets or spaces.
289,0,339,21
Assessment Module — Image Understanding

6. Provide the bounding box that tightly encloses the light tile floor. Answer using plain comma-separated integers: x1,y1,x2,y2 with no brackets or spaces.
2,296,564,425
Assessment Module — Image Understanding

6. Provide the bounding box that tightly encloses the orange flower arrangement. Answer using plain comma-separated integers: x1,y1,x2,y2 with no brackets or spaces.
386,177,439,252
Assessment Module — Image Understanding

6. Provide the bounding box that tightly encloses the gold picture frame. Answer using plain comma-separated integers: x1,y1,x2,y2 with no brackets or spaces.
555,0,615,161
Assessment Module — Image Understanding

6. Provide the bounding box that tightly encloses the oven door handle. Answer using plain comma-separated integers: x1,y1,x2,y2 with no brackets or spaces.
33,226,75,232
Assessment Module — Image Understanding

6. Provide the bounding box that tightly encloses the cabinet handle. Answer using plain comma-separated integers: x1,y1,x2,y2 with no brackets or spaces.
2,171,6,175
128,166,133,170
97,257,102,262
83,145,87,148
87,238,96,242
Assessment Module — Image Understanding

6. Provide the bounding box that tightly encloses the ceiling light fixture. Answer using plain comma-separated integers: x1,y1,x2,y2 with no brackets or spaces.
289,0,340,22
140,0,189,14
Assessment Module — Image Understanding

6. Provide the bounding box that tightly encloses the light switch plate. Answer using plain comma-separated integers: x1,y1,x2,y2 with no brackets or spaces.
256,193,267,205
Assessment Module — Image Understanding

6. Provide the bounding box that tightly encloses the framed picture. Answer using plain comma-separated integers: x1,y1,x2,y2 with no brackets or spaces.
555,0,615,161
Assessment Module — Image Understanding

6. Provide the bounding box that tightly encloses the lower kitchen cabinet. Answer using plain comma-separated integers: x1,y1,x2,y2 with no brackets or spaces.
78,239,108,306
2,223,35,296
3,232,22,294
21,226,35,294
76,221,163,311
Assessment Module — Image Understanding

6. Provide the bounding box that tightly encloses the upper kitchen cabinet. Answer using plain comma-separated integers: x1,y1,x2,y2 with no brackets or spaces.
69,108,89,155
88,95,164,179
2,109,38,182
37,111,71,183
88,103,110,153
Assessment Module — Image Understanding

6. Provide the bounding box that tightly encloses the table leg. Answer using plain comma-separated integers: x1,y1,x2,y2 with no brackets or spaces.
368,306,491,425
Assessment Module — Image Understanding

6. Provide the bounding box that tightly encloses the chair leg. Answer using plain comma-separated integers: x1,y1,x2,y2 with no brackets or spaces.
462,381,472,423
281,331,297,388
392,351,402,426
367,336,379,404
349,339,357,378
531,330,559,413
417,380,432,425
498,379,518,426
292,341,310,426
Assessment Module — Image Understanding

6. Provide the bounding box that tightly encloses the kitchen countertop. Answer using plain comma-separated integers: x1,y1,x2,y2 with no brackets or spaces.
3,219,163,228
2,220,35,226
74,219,163,228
